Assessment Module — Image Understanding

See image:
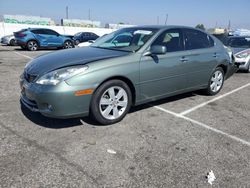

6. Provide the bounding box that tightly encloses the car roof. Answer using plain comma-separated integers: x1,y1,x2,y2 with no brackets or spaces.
125,25,200,30
28,28,53,30
228,36,250,39
123,25,211,35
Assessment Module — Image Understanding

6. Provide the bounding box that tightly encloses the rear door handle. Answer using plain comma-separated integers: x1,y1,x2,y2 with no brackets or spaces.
180,57,189,62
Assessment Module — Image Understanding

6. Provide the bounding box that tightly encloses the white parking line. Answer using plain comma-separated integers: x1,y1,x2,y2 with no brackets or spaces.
14,51,33,60
180,82,250,116
153,105,250,147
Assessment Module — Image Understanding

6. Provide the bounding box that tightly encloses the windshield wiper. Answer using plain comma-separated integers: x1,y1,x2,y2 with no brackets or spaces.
91,46,132,52
106,47,132,52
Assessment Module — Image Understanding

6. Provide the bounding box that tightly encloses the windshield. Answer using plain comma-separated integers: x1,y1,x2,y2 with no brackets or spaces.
91,27,158,52
228,37,250,48
74,32,82,37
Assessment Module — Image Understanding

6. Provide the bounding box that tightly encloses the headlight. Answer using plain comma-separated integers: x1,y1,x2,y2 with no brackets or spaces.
235,49,250,59
36,65,88,85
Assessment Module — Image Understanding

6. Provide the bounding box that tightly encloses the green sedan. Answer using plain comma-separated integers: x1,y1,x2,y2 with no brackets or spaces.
20,26,238,124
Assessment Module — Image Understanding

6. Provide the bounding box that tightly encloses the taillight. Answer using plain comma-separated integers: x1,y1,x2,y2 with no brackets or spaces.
16,33,27,37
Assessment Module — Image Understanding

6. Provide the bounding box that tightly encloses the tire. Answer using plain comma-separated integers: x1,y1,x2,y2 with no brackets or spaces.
245,63,250,73
9,39,16,46
204,67,224,96
64,40,74,49
90,80,132,125
27,40,38,51
20,45,27,50
75,40,80,45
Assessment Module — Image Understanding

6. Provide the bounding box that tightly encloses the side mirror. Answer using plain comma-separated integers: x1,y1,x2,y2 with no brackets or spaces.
143,45,167,56
88,40,94,43
150,45,167,55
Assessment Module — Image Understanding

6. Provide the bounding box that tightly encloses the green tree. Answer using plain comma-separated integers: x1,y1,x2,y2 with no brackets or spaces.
195,24,206,30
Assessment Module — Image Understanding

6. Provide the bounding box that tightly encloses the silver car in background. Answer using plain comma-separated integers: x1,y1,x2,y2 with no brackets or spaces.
227,36,250,73
0,34,17,46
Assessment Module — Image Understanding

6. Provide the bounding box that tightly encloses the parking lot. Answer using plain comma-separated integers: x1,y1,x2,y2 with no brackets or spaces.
0,45,250,187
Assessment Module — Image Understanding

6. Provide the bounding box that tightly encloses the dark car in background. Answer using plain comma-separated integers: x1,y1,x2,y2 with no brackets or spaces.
14,28,74,51
73,32,99,45
226,36,250,72
212,33,229,45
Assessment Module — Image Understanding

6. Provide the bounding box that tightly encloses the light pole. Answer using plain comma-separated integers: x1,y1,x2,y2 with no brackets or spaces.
66,6,69,19
165,14,168,25
88,8,91,20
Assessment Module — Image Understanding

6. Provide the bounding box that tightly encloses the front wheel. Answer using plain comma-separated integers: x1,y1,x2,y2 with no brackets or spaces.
245,63,250,73
9,39,16,46
90,80,132,125
204,67,224,96
63,40,74,49
75,40,80,45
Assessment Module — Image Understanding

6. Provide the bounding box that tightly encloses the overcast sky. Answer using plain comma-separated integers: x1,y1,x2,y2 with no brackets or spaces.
0,0,249,29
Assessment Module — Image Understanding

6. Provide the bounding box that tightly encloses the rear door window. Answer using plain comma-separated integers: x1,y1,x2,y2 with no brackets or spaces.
32,29,45,34
183,29,212,50
43,29,58,36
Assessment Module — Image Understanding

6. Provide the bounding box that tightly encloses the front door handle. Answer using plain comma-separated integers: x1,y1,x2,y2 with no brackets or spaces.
180,57,189,62
213,53,218,58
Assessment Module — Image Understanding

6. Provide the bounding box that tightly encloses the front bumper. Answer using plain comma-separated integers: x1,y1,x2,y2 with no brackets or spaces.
1,37,9,45
20,76,93,118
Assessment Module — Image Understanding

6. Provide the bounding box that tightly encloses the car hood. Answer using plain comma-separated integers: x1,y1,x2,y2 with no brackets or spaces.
230,47,249,54
62,34,74,39
2,35,13,39
26,47,130,76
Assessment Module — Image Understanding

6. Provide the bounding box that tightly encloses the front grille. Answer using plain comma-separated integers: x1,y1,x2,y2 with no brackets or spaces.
24,72,37,83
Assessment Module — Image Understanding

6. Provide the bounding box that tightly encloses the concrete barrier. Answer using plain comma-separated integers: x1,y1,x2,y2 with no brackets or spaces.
0,22,115,38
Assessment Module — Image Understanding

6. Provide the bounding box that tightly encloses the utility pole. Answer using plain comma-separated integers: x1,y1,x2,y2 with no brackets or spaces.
157,16,159,25
66,6,69,19
164,14,168,25
228,20,231,31
88,8,91,20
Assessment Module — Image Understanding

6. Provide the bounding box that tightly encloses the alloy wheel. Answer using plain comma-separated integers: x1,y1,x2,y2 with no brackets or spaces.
28,41,38,51
75,40,80,45
99,86,128,120
64,41,73,48
210,70,223,92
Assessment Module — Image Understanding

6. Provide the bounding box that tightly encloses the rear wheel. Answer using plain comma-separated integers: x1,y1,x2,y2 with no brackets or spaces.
204,67,224,95
20,45,26,50
64,40,74,49
90,80,132,125
27,40,38,51
9,39,16,46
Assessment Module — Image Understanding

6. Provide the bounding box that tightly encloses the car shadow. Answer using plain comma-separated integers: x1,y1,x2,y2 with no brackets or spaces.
20,91,199,129
20,102,85,129
130,91,199,113
14,48,59,51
